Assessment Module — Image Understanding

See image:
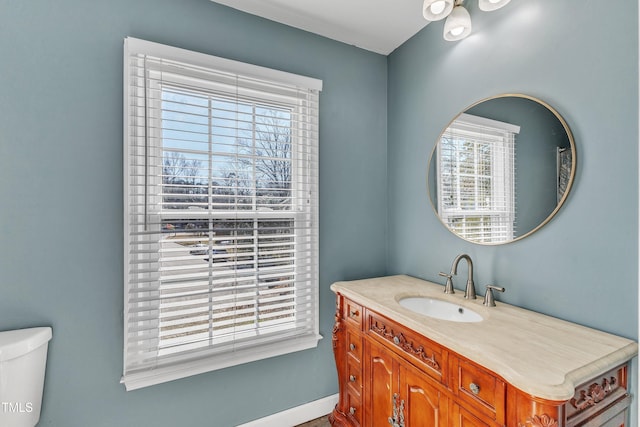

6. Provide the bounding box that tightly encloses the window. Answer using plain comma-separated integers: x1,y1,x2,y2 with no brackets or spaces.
437,113,519,243
123,38,321,390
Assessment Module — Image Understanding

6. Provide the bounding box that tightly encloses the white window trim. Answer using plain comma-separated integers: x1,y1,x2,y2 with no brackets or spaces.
124,38,322,92
454,113,520,135
122,334,321,391
122,37,322,390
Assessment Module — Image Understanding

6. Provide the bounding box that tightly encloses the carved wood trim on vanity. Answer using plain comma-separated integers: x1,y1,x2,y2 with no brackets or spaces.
518,414,559,427
369,319,441,373
565,364,630,426
332,307,342,350
329,297,350,427
569,366,625,413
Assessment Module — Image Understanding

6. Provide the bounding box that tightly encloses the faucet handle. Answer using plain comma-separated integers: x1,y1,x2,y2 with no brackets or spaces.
439,272,455,294
483,285,505,307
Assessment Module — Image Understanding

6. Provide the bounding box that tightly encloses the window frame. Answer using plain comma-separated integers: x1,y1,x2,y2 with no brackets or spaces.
122,37,322,390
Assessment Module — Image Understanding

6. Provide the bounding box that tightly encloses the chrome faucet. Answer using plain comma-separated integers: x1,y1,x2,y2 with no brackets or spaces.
450,254,476,299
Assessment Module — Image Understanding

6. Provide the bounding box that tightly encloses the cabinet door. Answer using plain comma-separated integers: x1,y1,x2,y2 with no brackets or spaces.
364,341,396,427
400,363,447,427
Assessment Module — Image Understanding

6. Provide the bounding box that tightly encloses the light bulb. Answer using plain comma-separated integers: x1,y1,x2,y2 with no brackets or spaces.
423,0,454,21
430,0,446,15
443,5,472,41
450,26,464,37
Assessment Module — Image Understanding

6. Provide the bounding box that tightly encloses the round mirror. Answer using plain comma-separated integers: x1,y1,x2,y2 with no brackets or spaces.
428,94,576,245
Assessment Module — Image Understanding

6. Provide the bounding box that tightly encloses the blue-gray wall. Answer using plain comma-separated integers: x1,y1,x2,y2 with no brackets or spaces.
1,0,638,425
388,0,638,424
0,0,387,425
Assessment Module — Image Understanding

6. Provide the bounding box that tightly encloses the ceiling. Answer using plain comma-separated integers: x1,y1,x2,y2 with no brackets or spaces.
210,0,429,55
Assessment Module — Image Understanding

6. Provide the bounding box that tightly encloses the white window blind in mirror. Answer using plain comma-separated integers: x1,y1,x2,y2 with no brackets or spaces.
437,113,519,243
123,37,321,390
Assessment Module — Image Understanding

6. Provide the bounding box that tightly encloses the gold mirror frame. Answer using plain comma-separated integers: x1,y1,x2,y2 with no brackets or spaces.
427,94,577,245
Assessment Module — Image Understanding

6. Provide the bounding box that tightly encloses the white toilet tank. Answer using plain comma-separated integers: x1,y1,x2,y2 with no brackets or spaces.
0,327,52,427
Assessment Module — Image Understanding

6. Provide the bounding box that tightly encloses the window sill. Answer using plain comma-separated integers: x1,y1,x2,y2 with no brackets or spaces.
121,333,322,391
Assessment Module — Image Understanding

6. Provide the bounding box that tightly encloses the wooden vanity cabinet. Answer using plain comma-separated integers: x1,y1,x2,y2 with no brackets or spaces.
330,293,633,427
364,340,447,426
331,296,365,426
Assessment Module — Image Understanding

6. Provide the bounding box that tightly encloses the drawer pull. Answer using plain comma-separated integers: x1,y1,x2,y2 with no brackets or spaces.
349,309,359,317
349,375,356,382
469,382,480,395
393,336,400,345
349,406,356,415
349,343,356,351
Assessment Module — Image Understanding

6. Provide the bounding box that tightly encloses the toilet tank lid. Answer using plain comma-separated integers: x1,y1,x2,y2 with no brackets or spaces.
0,327,52,362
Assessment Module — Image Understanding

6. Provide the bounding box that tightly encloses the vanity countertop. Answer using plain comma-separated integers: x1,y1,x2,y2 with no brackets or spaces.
331,275,638,401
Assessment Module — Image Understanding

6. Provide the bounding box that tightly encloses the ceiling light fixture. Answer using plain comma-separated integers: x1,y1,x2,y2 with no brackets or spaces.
423,0,511,41
423,0,454,21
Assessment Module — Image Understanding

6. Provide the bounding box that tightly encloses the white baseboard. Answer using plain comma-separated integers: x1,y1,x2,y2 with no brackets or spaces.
236,394,338,427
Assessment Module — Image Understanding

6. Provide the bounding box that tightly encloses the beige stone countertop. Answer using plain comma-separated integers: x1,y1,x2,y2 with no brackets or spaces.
330,275,638,401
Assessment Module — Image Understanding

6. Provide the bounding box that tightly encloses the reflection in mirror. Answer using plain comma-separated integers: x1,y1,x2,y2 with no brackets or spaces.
428,95,576,245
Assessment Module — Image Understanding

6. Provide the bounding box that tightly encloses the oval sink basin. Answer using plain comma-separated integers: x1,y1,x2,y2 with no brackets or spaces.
398,297,482,323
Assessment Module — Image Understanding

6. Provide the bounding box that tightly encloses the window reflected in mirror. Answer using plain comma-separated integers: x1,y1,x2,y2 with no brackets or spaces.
437,113,519,243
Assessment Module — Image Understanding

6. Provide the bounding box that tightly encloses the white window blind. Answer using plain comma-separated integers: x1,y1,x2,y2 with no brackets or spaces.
437,113,519,243
122,38,321,390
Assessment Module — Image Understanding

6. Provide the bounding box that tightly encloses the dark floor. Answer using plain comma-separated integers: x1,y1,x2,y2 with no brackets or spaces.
295,415,331,427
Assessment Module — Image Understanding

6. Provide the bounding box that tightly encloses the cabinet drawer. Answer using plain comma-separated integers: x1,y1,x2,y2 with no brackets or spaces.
451,403,492,427
343,298,363,329
346,356,362,396
454,357,505,423
366,311,446,383
346,327,363,362
345,390,362,426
